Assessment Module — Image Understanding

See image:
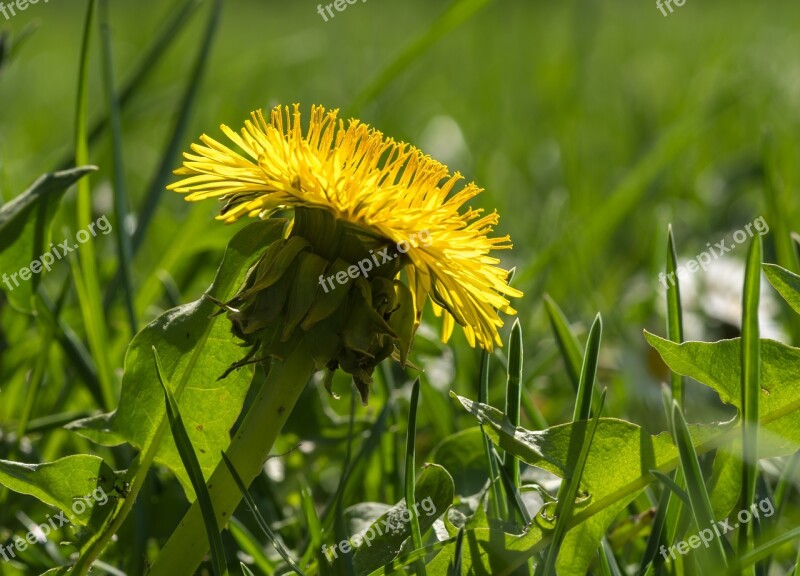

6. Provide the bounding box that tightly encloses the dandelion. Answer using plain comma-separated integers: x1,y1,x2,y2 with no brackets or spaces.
169,104,521,400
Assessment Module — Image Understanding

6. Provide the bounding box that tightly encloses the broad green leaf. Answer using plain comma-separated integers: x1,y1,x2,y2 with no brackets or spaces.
0,166,97,311
68,220,286,495
351,464,454,575
0,455,120,528
764,263,800,315
451,393,726,576
644,333,800,453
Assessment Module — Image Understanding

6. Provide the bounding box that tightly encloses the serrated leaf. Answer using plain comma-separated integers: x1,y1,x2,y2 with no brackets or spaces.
644,333,800,453
450,393,727,575
68,220,286,496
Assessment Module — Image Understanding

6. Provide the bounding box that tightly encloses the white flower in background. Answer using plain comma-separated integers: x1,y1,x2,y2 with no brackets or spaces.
667,256,785,342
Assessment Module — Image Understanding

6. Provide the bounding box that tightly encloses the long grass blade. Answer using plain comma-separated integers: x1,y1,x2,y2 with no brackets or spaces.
405,378,427,576
229,517,276,575
653,227,689,570
574,314,601,421
649,470,691,508
99,0,137,334
665,225,685,406
130,0,222,254
740,236,762,567
491,447,531,526
57,0,203,171
298,477,323,569
671,401,728,567
503,319,523,511
452,526,465,576
72,0,116,412
726,527,800,575
542,389,607,575
543,294,583,389
153,347,227,576
478,349,506,521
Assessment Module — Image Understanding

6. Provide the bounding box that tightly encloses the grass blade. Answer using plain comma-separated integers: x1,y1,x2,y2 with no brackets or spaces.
405,378,427,576
503,319,523,513
153,347,227,576
99,0,137,334
740,236,762,566
491,447,531,526
57,0,203,171
598,537,623,576
478,349,506,521
649,470,691,508
229,517,276,575
130,0,222,254
73,0,116,411
542,388,607,575
297,478,323,569
647,227,689,573
221,453,306,576
542,294,583,389
671,401,728,567
726,527,800,575
665,225,685,406
452,526,465,576
573,314,602,422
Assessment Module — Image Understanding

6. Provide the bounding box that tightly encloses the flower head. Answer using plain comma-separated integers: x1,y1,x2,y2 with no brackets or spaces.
169,104,521,397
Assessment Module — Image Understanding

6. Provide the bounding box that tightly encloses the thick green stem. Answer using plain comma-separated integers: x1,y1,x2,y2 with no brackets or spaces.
148,340,316,576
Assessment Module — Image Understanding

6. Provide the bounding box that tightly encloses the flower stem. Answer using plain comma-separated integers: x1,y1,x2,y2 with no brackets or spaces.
148,340,316,576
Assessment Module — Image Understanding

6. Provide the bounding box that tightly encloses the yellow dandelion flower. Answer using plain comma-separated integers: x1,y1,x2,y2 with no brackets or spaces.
169,104,521,353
